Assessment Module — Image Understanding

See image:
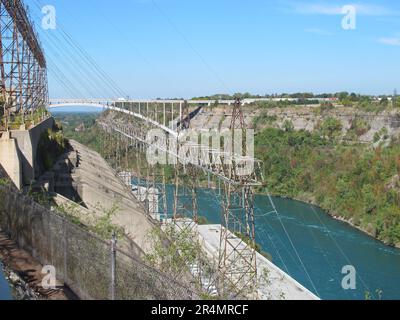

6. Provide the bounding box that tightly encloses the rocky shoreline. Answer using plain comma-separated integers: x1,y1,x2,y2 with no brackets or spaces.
1,262,40,300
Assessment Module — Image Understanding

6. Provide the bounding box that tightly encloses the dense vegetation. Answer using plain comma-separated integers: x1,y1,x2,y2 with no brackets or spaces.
255,127,400,246
55,112,100,151
37,122,70,171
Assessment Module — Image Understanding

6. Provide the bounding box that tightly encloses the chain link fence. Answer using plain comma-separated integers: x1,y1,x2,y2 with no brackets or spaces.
0,184,199,300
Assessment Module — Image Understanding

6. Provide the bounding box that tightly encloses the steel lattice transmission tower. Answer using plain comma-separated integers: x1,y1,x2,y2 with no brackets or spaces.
218,97,262,298
0,0,48,130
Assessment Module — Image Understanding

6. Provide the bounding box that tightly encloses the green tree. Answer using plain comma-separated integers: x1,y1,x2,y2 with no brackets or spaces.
282,120,294,132
320,117,343,142
380,97,389,106
341,97,353,107
337,91,349,101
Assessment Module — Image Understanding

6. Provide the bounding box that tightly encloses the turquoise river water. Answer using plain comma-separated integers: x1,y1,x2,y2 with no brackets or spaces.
161,185,400,300
0,263,12,300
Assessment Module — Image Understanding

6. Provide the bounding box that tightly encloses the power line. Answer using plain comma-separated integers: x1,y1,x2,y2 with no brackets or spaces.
38,30,106,98
265,191,321,297
60,28,127,98
29,3,112,99
32,0,127,99
37,0,128,98
294,204,341,290
308,204,373,298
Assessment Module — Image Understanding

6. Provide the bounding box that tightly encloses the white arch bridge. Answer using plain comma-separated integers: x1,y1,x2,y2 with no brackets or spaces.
48,98,239,136
48,97,276,109
48,98,211,136
47,97,271,135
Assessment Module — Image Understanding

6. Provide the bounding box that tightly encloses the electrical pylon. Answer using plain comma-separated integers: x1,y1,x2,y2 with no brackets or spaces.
218,98,259,299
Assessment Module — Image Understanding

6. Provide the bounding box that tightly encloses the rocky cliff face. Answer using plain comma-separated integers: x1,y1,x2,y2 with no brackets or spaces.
265,107,400,143
190,105,400,143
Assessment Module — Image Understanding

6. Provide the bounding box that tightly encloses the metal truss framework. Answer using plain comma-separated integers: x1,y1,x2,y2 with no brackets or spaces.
98,99,263,298
218,98,258,298
0,0,48,129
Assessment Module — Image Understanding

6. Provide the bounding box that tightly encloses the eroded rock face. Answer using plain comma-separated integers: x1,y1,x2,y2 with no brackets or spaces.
190,105,400,143
269,109,400,143
386,175,400,193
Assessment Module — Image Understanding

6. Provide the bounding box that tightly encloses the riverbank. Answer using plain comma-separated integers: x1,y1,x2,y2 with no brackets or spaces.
179,179,387,248
268,192,399,249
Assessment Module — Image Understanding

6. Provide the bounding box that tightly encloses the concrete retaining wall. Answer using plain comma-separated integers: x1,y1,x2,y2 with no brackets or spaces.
0,133,22,189
10,117,55,185
0,117,55,189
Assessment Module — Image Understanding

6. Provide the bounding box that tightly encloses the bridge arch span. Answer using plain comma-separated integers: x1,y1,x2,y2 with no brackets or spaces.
48,103,109,109
48,103,178,136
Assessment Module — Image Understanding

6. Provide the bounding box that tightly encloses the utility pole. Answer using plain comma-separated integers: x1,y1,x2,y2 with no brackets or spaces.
393,89,397,108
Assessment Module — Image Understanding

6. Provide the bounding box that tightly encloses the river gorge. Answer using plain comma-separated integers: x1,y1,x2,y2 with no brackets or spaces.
163,186,400,300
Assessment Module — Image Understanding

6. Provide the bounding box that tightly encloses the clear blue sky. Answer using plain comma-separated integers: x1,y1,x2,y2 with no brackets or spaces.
26,0,400,98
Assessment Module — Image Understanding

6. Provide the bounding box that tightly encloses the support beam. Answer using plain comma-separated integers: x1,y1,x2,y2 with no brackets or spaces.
0,0,48,127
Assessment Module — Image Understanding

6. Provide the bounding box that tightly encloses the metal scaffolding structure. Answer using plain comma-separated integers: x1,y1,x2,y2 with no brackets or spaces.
98,98,263,298
0,0,48,129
